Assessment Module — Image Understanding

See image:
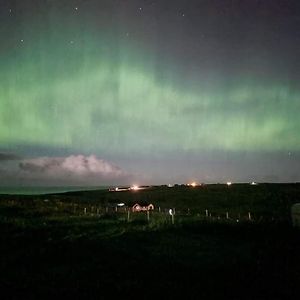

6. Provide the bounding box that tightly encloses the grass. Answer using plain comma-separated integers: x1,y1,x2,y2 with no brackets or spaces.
0,183,300,298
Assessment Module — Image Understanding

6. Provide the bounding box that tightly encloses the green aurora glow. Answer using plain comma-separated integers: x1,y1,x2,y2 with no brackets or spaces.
0,1,299,184
1,37,299,154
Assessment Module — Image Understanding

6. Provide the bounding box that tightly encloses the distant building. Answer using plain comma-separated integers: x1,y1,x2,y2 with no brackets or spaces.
132,203,154,212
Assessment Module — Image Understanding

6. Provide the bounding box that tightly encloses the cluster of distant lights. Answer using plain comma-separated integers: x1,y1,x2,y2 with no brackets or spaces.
130,185,140,191
111,185,143,192
226,181,258,186
111,181,259,192
187,182,200,187
187,181,258,187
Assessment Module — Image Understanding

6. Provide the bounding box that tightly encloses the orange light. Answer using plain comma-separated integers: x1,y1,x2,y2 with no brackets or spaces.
131,185,139,191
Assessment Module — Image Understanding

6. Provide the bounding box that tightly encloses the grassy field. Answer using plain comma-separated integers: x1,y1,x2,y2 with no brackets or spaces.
0,183,300,299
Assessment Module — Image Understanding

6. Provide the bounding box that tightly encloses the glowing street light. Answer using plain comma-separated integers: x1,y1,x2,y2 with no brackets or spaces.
131,185,139,191
226,182,232,186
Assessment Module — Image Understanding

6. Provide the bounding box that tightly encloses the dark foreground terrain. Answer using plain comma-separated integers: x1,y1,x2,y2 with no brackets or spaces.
0,184,300,299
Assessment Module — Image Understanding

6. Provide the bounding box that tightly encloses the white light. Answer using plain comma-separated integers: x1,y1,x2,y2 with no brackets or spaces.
131,185,139,191
191,182,197,187
226,182,232,186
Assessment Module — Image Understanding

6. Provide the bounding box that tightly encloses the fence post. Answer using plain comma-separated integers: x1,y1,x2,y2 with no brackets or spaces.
226,212,229,219
147,210,150,222
127,210,130,222
205,209,208,217
248,212,252,221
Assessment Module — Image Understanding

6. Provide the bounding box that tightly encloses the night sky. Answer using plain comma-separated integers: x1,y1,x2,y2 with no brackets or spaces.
0,0,300,186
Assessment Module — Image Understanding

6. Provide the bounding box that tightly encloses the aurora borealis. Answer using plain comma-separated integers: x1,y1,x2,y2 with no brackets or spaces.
0,0,299,185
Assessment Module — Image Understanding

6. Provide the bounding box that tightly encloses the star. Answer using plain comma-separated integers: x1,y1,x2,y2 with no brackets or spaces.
20,39,24,43
70,40,74,44
75,7,78,11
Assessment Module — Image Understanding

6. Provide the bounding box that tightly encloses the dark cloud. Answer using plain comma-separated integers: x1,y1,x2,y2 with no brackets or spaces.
17,154,132,185
0,154,133,186
0,153,20,161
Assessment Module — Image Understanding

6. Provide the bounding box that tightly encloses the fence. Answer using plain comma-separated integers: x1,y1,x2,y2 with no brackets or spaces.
0,198,287,224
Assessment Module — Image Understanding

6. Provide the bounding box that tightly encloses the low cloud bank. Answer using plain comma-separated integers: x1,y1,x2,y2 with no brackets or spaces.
1,155,131,186
19,155,124,176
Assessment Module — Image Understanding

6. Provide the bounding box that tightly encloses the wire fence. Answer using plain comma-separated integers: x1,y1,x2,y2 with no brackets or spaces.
0,199,290,224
